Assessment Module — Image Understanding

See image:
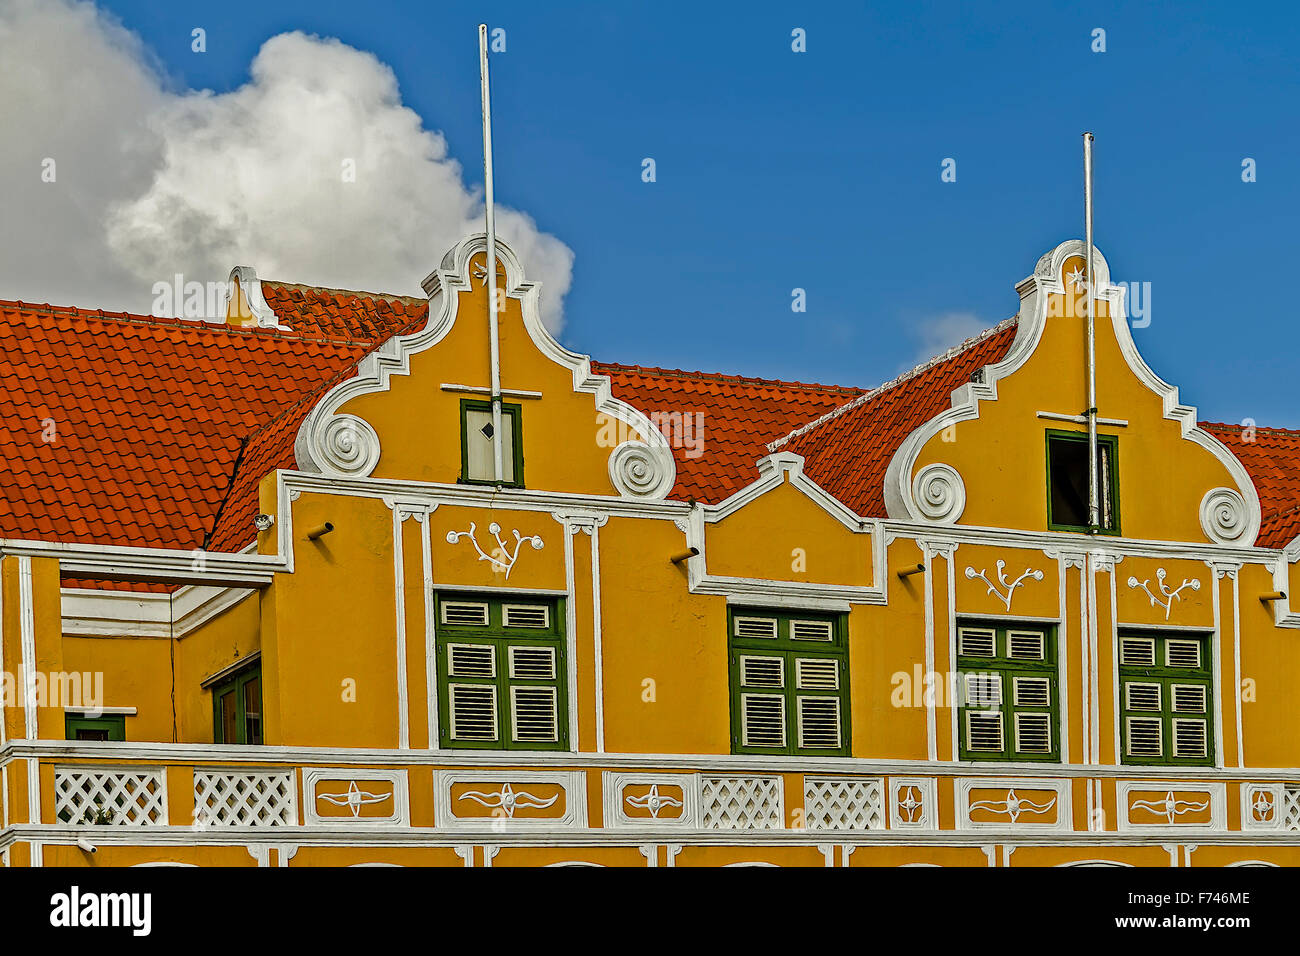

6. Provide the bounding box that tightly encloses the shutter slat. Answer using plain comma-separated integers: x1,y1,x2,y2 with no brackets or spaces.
448,643,495,678
503,604,549,629
508,646,556,681
510,687,558,742
741,694,785,747
740,655,784,688
441,601,489,627
1007,630,1045,660
1120,637,1156,667
734,617,779,639
1165,640,1202,669
958,627,996,658
1126,716,1163,757
1014,712,1052,753
1012,676,1051,707
795,658,839,690
796,696,841,749
965,711,1004,751
1124,682,1161,711
790,619,834,642
448,684,497,741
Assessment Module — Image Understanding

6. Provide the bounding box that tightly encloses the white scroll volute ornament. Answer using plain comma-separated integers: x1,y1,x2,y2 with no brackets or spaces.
608,440,675,499
1200,487,1250,545
317,414,382,478
911,463,966,523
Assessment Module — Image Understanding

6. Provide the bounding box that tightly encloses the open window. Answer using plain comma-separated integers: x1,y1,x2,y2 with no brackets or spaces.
65,713,126,741
460,398,523,486
206,657,263,745
1046,429,1119,533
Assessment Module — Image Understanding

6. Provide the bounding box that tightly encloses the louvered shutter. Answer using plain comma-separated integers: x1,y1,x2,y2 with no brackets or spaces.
966,711,1004,751
1125,716,1163,757
958,627,996,657
448,684,497,741
741,694,786,747
503,604,550,628
1172,718,1207,758
790,619,834,641
442,601,489,627
1014,712,1052,753
1007,631,1045,660
797,696,842,749
510,687,559,743
1120,637,1156,667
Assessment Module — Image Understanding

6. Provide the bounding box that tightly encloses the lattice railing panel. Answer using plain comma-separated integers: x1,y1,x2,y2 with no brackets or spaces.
194,770,296,827
700,775,782,830
54,768,166,826
803,778,884,830
1282,786,1300,831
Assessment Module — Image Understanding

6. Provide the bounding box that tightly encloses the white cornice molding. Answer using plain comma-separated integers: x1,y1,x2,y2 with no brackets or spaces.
881,240,1263,548
8,826,1300,851
0,539,279,587
61,584,255,640
294,234,676,499
13,739,1300,780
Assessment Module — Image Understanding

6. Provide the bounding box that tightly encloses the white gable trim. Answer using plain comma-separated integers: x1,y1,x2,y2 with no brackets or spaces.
227,266,288,331
292,234,675,499
882,240,1262,547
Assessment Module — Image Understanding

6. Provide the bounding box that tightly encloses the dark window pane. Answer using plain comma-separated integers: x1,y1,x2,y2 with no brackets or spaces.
75,728,110,741
243,676,262,745
1048,434,1116,531
1049,436,1090,527
219,689,238,744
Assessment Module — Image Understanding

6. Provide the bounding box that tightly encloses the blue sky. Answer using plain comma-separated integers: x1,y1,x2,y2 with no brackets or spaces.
81,1,1300,426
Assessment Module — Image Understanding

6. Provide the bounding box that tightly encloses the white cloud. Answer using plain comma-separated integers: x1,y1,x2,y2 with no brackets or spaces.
906,310,990,368
0,0,573,328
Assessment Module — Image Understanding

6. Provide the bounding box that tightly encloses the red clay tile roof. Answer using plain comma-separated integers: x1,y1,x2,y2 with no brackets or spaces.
1201,422,1300,549
261,282,427,340
0,289,424,578
772,319,1021,518
591,362,864,504
2,282,1297,582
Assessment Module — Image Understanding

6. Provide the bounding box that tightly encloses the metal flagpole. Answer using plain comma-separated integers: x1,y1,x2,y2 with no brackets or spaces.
480,23,505,484
1083,131,1099,532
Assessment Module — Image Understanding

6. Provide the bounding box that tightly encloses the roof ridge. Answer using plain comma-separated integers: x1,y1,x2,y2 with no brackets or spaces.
261,279,428,305
1200,421,1300,438
0,299,393,349
591,360,863,395
767,315,1019,453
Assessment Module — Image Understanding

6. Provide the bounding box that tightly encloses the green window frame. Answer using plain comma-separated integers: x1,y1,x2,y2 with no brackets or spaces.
1046,428,1120,535
459,398,524,488
436,592,568,751
1118,630,1214,767
728,608,850,757
210,662,263,745
956,622,1060,762
65,713,126,741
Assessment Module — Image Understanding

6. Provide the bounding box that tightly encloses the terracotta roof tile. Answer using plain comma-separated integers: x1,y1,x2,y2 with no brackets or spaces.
1201,422,1300,548
773,319,1020,517
590,362,864,504
0,290,425,558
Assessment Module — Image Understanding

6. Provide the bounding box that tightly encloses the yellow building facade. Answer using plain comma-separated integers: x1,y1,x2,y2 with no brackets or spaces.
3,234,1299,867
